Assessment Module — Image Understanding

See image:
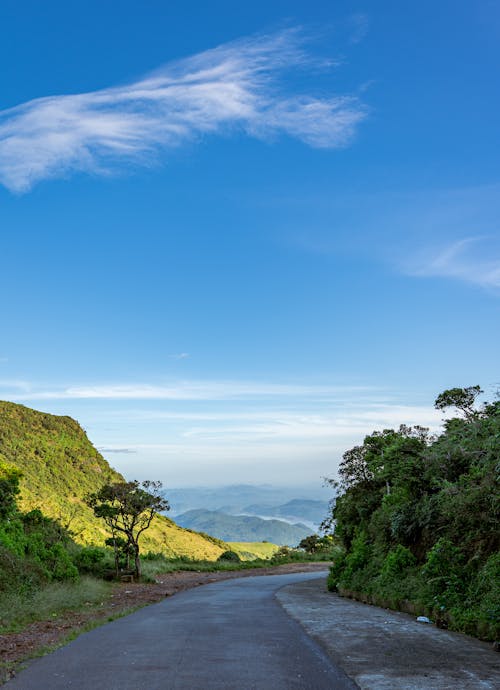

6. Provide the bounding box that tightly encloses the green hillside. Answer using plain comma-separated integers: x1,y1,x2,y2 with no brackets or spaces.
0,401,226,560
228,541,280,560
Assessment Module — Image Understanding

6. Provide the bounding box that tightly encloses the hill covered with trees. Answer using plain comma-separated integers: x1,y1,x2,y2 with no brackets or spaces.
0,401,226,560
325,386,499,640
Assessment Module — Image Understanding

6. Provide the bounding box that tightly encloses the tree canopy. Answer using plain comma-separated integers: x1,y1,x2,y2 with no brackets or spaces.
86,480,169,578
324,386,499,641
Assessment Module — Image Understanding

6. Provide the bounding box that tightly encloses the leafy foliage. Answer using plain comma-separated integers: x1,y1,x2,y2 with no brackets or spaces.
86,480,169,578
325,387,500,640
217,550,241,562
299,534,336,553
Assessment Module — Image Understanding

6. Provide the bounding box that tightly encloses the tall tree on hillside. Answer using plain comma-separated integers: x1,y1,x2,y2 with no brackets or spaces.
434,385,483,420
86,480,169,579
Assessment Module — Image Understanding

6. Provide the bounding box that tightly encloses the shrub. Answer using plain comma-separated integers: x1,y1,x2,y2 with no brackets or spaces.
422,538,465,609
344,531,371,577
381,545,416,579
217,550,241,563
327,551,346,591
73,546,107,574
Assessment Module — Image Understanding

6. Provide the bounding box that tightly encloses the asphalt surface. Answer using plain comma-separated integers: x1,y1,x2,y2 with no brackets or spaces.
6,571,355,690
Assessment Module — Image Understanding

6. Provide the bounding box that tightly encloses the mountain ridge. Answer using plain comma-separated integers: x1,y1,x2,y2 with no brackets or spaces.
175,508,313,546
0,400,227,560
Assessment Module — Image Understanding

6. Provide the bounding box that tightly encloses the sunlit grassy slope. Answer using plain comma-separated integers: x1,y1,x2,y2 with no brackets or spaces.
0,401,226,560
228,542,280,560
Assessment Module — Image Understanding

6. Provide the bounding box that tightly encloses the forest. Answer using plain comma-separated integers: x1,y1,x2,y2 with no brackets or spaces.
325,386,499,640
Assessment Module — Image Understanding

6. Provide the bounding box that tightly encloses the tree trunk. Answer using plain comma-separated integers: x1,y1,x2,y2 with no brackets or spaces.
134,544,141,579
112,535,119,577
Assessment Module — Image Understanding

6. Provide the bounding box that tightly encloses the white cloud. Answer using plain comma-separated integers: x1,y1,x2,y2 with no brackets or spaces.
408,237,500,290
348,13,370,44
97,447,137,454
168,353,190,360
173,405,442,442
1,379,372,401
0,376,443,486
0,379,32,393
0,29,367,193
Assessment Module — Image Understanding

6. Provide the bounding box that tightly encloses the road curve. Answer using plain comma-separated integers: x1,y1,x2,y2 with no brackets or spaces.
6,572,356,690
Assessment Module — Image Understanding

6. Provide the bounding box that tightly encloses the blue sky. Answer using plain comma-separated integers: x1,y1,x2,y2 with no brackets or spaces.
0,1,499,489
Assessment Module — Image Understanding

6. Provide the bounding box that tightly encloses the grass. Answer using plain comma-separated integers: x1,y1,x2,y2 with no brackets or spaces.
0,584,144,686
0,577,110,633
228,542,280,560
140,548,334,581
139,555,269,580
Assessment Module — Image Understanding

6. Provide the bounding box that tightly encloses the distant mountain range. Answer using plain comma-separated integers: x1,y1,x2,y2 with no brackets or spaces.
175,509,313,546
241,499,329,526
166,485,329,522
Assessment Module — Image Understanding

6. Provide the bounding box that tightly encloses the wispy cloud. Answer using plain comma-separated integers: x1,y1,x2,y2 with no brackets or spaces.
348,13,370,44
0,29,367,193
407,237,500,290
0,376,443,486
97,447,137,454
1,379,372,402
76,400,442,434
168,353,190,360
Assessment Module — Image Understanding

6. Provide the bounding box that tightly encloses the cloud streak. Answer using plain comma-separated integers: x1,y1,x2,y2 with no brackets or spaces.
0,29,367,193
408,237,500,290
1,379,372,402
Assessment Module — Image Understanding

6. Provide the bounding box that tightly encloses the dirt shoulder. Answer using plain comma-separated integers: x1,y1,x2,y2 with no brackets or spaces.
0,562,327,684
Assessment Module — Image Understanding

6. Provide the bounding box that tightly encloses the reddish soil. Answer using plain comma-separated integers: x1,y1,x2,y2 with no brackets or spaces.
0,562,328,684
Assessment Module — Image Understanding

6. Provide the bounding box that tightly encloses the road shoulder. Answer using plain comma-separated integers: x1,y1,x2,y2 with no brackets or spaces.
276,576,500,690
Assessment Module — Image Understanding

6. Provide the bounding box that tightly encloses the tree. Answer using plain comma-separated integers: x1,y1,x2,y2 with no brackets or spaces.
434,385,483,420
299,534,335,553
299,535,321,553
86,480,169,579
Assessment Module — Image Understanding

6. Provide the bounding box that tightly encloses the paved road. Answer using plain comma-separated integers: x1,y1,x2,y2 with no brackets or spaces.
7,572,355,690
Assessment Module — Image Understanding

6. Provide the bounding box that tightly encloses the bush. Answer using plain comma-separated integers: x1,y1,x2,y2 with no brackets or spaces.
422,538,465,609
327,551,346,591
381,545,416,579
343,531,371,578
217,550,241,563
73,546,108,575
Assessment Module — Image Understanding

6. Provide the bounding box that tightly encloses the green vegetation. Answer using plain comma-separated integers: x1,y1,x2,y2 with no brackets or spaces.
298,534,336,553
228,541,280,560
0,577,110,631
0,400,226,638
0,462,107,633
0,401,226,561
325,387,499,641
217,550,241,562
87,480,169,578
137,545,333,580
0,399,327,643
